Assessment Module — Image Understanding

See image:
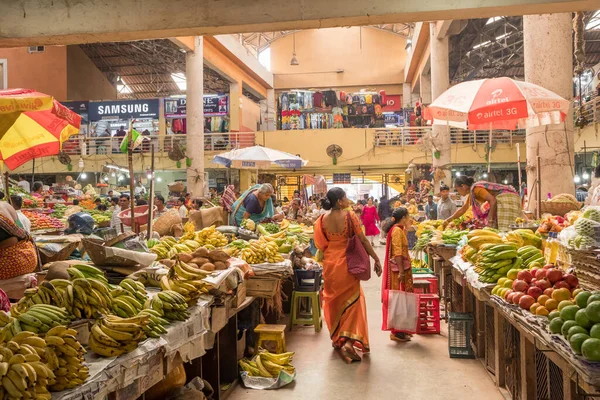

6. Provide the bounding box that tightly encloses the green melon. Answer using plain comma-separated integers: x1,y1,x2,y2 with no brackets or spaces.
549,318,564,334
568,325,589,340
576,309,594,329
582,338,600,362
590,323,600,339
586,301,600,324
562,320,580,337
560,305,580,321
570,333,591,355
576,291,592,309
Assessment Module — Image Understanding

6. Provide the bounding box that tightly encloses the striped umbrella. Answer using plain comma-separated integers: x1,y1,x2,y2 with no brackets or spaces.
0,89,81,170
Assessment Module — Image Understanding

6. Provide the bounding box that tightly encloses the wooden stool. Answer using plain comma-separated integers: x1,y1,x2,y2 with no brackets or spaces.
254,324,287,354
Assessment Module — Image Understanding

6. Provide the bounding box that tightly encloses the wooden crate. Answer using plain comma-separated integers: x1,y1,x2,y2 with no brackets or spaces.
246,276,279,298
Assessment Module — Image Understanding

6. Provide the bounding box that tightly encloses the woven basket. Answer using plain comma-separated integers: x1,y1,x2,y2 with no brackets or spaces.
567,248,600,290
38,242,79,265
540,200,581,216
153,210,182,236
168,181,185,193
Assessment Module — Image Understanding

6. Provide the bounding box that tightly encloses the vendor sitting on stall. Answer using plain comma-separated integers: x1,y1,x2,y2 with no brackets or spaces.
444,176,521,231
155,195,167,218
31,181,44,198
0,201,37,280
231,183,283,226
287,198,304,222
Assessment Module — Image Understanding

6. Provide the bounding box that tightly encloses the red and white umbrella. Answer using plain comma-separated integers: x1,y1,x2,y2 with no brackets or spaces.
427,77,569,130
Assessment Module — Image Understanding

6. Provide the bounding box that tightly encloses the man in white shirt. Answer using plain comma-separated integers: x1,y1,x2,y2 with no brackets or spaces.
17,176,30,193
437,185,458,221
111,195,132,233
177,196,188,218
11,195,31,233
134,181,146,197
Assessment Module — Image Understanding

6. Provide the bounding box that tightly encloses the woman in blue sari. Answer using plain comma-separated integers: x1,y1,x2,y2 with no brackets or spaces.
231,183,279,226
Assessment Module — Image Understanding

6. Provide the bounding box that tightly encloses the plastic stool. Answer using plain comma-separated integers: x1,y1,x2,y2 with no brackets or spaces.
290,270,322,332
254,324,287,353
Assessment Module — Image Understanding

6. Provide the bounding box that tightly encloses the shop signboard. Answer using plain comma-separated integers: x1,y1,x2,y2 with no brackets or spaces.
88,99,160,120
62,101,89,135
384,113,402,125
333,173,351,184
384,95,402,112
164,95,229,118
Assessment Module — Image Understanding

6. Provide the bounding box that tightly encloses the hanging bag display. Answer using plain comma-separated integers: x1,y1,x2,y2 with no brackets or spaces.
345,213,371,281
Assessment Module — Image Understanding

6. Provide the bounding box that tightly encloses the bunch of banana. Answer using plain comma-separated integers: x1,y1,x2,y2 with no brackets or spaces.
239,239,284,264
88,315,149,357
69,278,112,319
260,230,287,242
137,309,169,338
11,282,68,317
517,245,545,269
108,278,147,318
159,268,206,303
0,331,56,399
504,231,525,247
194,226,229,248
467,229,504,250
475,243,522,283
44,326,88,391
279,219,290,231
238,350,295,378
149,236,178,260
145,291,190,322
7,305,71,335
66,264,109,283
286,224,310,244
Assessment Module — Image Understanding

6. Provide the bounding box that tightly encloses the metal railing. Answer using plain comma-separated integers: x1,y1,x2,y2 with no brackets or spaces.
61,132,256,156
373,126,526,147
575,95,600,128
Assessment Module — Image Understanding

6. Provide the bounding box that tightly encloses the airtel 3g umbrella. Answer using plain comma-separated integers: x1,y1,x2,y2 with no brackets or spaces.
0,89,81,170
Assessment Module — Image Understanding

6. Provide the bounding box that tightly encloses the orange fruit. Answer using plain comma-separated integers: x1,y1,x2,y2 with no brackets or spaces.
530,303,541,314
545,299,558,311
552,288,571,303
536,306,550,316
538,295,550,306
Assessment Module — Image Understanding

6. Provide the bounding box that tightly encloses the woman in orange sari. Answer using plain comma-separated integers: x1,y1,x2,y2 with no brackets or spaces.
314,188,382,363
382,207,414,342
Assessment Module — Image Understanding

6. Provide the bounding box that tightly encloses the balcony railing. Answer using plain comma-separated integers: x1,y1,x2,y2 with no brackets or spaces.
575,95,600,128
60,132,256,156
373,126,526,147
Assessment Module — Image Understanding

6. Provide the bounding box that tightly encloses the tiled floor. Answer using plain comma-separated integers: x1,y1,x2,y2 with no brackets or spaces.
229,246,503,400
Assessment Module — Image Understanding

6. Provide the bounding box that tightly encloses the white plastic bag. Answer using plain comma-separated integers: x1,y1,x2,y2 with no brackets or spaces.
385,290,419,333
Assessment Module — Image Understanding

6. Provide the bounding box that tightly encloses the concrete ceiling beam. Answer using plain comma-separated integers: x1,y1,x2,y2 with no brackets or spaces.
0,0,596,47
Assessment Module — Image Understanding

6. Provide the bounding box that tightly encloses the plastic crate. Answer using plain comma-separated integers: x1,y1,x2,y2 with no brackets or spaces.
413,276,439,294
417,294,440,334
448,312,475,359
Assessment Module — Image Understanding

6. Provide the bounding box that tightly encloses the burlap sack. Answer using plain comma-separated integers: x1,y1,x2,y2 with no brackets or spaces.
188,207,225,230
153,210,182,236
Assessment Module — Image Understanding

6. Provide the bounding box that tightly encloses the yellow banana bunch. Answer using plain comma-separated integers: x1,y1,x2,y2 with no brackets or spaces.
44,326,88,391
89,315,149,357
0,331,57,399
160,268,206,304
239,239,284,264
238,350,296,378
194,226,229,247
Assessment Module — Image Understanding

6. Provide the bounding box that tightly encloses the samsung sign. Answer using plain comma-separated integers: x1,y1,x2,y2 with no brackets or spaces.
88,99,160,120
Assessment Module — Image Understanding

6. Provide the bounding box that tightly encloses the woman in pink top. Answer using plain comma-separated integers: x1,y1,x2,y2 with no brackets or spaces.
360,198,380,246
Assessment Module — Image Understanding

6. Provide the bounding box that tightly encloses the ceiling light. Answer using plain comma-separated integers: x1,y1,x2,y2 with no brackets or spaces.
171,73,187,91
574,175,581,183
157,177,162,182
455,171,461,177
583,172,590,180
104,176,109,182
116,76,124,85
81,173,87,180
405,38,412,50
483,173,488,178
290,32,299,66
503,179,508,184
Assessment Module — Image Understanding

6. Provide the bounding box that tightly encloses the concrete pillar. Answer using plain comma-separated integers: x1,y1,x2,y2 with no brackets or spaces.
402,83,412,108
186,36,205,197
524,14,574,213
420,74,432,104
430,21,451,190
259,89,276,131
239,170,256,192
229,81,242,132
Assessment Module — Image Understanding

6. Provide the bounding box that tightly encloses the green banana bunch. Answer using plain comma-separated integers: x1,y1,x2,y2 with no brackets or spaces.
9,305,71,335
109,278,147,318
66,264,109,283
145,291,190,322
138,309,170,338
44,326,89,391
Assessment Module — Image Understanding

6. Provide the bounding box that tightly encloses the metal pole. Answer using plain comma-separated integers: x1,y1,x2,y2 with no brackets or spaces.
128,124,135,232
147,144,155,238
31,158,35,188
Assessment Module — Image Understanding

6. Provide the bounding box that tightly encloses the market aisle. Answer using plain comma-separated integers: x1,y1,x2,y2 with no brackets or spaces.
230,246,503,400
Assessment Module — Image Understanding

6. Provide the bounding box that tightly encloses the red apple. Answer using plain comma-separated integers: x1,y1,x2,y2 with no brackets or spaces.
546,269,564,284
527,286,543,300
519,295,536,310
543,264,554,270
534,279,552,291
535,269,547,280
513,292,525,304
512,280,529,293
504,289,514,300
530,268,540,277
543,288,554,297
563,274,579,289
507,292,517,303
553,281,570,290
517,270,533,284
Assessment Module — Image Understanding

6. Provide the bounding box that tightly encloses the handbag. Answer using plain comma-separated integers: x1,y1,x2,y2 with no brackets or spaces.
345,213,371,281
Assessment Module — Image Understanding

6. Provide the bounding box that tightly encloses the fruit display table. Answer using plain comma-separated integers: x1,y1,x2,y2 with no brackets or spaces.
53,295,256,400
448,256,600,399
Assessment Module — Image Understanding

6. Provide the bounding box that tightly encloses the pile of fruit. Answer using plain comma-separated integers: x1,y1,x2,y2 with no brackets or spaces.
21,211,64,231
9,187,42,209
548,290,600,361
145,291,190,322
149,225,229,260
50,204,68,219
44,326,89,391
240,219,256,231
88,315,148,357
257,223,280,235
238,349,295,378
492,264,579,317
225,237,284,264
110,279,148,318
88,209,111,225
568,208,600,249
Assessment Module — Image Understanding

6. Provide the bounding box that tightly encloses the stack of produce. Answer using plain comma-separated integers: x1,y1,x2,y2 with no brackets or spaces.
145,291,190,322
150,226,229,260
7,305,71,335
545,193,581,209
9,187,42,208
492,264,579,316
44,326,89,391
569,208,600,249
0,332,57,399
440,230,468,246
548,290,600,361
516,245,545,269
50,204,68,219
285,224,312,244
257,223,280,235
137,309,169,338
21,211,64,231
88,315,149,357
537,215,569,234
474,243,521,284
160,259,211,303
240,219,256,232
191,225,229,248
232,238,284,264
238,349,295,377
413,230,434,251
88,209,111,225
110,279,146,318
